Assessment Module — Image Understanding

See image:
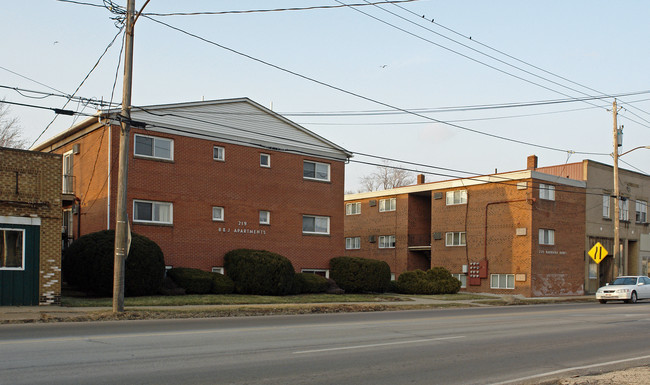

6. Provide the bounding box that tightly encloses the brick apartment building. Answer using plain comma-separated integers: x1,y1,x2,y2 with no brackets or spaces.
33,98,352,277
534,157,650,293
1,147,62,305
344,156,586,297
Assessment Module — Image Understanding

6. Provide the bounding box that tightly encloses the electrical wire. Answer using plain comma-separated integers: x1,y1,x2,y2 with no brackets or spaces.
141,15,607,157
29,25,125,148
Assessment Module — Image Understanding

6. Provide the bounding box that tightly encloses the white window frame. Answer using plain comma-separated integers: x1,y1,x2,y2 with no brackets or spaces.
346,202,361,215
133,200,173,225
619,199,629,221
445,231,466,247
452,274,467,288
379,198,396,212
303,161,330,182
346,236,361,250
539,228,555,245
0,228,25,271
490,274,515,289
378,235,396,249
213,146,225,161
259,210,270,225
635,200,647,223
260,153,271,168
602,195,610,218
446,190,468,205
62,150,74,194
301,269,330,279
302,215,330,235
539,183,555,201
212,206,224,222
134,134,173,161
211,267,224,274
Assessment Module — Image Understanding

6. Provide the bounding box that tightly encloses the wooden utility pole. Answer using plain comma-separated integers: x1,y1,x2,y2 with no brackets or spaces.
113,0,136,313
612,99,620,281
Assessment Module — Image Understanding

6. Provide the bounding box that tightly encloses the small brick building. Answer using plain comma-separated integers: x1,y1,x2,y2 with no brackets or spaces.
0,147,62,305
345,157,586,297
34,98,351,277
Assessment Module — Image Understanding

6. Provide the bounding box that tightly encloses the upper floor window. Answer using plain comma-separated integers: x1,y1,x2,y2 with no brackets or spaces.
445,232,466,247
134,134,173,160
636,200,647,223
213,146,225,161
619,199,629,221
212,206,224,222
346,237,361,250
303,161,330,182
379,235,396,249
259,210,270,225
446,190,467,205
379,198,396,212
602,195,610,218
302,215,330,235
346,202,361,215
539,183,555,201
260,154,270,168
539,228,555,245
134,200,173,224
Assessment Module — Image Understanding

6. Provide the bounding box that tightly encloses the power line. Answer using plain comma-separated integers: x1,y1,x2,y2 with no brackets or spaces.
142,15,607,157
29,26,125,148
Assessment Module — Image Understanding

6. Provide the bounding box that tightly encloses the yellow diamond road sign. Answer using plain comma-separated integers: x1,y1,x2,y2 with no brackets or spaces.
588,242,608,264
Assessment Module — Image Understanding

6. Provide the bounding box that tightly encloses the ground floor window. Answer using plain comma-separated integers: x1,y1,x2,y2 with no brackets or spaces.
0,229,24,270
588,261,597,279
490,274,514,289
301,268,329,278
134,200,173,224
452,273,467,288
212,267,224,274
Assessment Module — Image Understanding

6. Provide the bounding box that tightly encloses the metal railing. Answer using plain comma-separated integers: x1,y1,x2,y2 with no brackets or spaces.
408,234,431,247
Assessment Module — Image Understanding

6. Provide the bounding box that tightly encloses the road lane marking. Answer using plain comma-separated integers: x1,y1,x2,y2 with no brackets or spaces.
293,335,464,354
488,354,650,385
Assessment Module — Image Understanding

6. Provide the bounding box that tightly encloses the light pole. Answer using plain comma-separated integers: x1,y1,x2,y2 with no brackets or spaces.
611,104,650,280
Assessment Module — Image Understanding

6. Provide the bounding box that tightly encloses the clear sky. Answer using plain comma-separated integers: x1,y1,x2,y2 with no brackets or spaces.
2,1,649,192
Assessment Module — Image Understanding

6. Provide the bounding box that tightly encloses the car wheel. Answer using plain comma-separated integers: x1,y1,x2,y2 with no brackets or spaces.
630,291,638,304
598,299,607,304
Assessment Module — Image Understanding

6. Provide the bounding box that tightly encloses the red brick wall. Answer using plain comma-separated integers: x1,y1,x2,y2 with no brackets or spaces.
48,125,346,273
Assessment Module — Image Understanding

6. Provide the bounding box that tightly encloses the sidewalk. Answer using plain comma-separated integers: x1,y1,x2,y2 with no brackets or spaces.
0,294,594,323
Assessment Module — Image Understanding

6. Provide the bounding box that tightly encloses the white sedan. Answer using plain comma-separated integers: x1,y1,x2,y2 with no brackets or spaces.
596,276,650,303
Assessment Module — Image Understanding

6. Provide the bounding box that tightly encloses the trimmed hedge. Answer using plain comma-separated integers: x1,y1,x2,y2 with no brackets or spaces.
224,249,295,295
293,273,329,294
396,267,461,294
329,256,391,293
167,267,234,294
63,230,165,296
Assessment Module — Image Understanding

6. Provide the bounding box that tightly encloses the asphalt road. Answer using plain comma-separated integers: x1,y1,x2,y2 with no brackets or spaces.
1,302,649,385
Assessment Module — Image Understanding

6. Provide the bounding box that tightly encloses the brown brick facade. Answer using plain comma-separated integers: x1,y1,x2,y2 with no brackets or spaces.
0,147,62,305
345,173,586,297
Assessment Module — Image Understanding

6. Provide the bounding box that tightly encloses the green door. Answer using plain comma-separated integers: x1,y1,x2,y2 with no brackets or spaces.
0,224,40,306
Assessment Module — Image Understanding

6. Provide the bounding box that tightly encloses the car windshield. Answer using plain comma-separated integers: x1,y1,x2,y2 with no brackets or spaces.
611,277,637,285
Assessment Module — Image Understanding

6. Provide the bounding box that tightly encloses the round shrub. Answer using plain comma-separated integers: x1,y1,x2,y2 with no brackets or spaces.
224,249,295,295
329,256,391,293
63,230,165,296
167,268,213,294
396,270,435,294
427,267,461,294
211,272,235,294
293,273,329,294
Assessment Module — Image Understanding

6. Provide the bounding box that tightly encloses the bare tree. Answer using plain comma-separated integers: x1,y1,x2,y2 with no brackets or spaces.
0,101,28,149
358,161,416,192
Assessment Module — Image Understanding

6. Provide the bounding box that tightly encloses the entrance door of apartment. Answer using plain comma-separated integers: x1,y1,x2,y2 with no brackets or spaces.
0,223,40,306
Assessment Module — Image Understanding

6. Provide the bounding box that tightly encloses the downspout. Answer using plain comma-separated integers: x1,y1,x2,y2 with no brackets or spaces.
75,197,81,240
